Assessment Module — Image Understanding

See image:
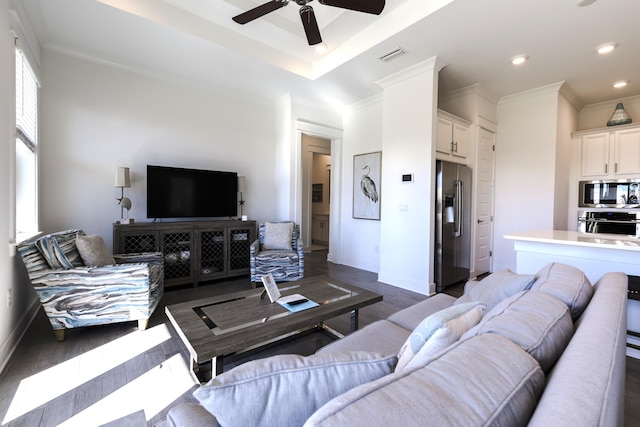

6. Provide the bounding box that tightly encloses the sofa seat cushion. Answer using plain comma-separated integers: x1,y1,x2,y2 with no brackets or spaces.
396,302,486,371
194,351,397,427
455,269,535,311
530,263,594,321
462,291,573,373
318,320,410,356
305,334,545,427
387,293,456,331
255,250,299,263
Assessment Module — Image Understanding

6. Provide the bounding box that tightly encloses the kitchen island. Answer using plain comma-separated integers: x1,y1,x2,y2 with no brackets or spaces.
505,229,640,357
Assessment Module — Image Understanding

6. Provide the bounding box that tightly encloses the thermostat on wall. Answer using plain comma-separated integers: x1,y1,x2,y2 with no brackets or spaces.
402,174,414,183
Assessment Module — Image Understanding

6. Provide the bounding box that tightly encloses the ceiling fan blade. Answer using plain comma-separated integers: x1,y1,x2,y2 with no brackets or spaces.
300,6,322,46
232,0,288,24
318,0,385,15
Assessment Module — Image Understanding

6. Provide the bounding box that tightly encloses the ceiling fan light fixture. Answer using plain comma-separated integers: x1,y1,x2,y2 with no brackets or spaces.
315,43,328,53
577,0,596,6
596,42,618,54
613,80,629,89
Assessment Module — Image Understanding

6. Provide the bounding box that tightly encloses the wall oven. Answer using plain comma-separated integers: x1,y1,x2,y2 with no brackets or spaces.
578,210,640,237
579,179,640,208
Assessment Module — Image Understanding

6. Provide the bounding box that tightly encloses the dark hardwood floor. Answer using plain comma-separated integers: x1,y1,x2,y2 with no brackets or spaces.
0,250,638,426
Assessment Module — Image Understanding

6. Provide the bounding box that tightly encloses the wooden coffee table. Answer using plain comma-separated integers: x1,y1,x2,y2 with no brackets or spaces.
165,276,382,382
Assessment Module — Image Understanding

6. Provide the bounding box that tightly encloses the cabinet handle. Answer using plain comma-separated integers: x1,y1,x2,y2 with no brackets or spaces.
450,141,454,152
453,141,458,152
605,163,608,174
615,163,618,173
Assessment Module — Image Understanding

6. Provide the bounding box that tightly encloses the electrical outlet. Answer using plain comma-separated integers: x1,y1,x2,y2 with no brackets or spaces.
6,289,11,308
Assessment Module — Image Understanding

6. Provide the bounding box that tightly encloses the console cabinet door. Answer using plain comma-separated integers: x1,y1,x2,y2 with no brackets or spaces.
197,227,227,280
161,229,195,285
227,226,254,275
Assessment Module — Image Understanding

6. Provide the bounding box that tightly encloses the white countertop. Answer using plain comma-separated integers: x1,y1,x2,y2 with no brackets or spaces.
504,229,640,252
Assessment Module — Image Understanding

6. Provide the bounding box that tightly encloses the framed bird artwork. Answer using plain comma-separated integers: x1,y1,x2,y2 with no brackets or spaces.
353,151,381,220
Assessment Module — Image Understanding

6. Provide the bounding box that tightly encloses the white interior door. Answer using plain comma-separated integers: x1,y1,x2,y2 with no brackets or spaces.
474,126,496,275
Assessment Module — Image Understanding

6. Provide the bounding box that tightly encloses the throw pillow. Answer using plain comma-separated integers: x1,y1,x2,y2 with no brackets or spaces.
396,302,486,371
529,262,594,321
454,269,535,310
76,234,116,267
193,351,397,427
35,230,85,269
262,222,293,250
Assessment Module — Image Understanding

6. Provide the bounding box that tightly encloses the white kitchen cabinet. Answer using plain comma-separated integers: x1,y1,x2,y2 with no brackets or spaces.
436,110,470,161
312,214,329,244
577,124,640,178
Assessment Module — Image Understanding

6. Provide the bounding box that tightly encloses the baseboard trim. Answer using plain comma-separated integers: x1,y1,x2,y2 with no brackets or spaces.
0,297,41,374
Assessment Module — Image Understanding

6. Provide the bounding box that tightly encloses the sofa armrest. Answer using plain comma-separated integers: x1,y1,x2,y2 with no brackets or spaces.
28,263,155,289
250,239,260,255
114,251,163,265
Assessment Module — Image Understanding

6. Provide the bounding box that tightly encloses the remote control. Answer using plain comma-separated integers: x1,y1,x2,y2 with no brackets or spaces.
287,298,308,305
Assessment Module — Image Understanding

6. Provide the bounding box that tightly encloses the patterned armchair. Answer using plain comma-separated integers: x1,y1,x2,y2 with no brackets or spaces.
250,222,304,285
17,229,164,341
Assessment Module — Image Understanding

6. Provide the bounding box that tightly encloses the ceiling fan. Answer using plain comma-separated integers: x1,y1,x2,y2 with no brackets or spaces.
232,0,385,46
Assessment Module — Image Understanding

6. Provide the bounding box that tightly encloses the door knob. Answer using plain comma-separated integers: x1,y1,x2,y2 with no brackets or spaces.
477,219,485,224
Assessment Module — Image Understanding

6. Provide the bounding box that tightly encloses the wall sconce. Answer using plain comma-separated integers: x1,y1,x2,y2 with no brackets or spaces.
115,167,133,224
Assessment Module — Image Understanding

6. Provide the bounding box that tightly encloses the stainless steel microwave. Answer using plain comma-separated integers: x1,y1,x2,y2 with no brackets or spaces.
579,179,640,208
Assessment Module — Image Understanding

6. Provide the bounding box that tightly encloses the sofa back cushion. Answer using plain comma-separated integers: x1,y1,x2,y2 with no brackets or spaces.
305,334,545,427
530,263,593,321
454,269,535,310
194,351,397,427
461,291,573,373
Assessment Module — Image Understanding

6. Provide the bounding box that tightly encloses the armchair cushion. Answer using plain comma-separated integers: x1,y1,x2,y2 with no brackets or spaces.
76,234,116,266
262,222,294,250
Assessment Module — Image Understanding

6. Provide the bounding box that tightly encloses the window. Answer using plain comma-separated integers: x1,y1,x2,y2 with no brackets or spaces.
15,48,39,237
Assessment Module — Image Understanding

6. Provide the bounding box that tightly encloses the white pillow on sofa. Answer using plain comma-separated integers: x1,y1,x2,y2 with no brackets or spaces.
395,302,485,371
194,351,397,427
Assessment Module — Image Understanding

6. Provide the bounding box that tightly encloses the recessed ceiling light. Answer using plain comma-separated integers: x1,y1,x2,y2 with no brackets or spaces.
596,42,618,54
613,80,629,89
511,55,528,65
577,0,596,6
315,43,327,54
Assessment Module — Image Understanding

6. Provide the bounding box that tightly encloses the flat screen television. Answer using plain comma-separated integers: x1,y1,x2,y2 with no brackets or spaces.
147,165,238,219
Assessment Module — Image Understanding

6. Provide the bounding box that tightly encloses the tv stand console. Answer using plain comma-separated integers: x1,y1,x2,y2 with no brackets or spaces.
113,220,256,288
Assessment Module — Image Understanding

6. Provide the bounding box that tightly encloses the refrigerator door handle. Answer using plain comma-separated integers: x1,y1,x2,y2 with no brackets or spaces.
455,179,463,237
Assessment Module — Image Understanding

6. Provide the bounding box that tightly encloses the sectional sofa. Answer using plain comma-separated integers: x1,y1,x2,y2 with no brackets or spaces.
165,262,628,426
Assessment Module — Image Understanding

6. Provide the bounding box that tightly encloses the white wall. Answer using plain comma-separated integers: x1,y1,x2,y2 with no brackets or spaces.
377,58,443,295
0,0,42,373
340,96,383,272
40,49,280,249
578,95,640,130
493,83,563,272
554,93,579,230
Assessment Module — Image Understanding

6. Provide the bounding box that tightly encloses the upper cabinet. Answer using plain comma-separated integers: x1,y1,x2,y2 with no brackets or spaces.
576,123,640,178
436,110,471,162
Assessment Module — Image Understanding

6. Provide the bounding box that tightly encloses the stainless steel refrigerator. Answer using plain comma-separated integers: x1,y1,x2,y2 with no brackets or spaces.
435,160,472,292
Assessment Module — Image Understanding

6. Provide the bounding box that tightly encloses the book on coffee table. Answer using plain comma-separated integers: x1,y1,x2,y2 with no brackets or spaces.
261,273,319,312
276,294,319,313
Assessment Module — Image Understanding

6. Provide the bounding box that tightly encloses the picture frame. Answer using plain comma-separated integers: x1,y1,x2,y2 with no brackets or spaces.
261,273,281,303
353,151,381,220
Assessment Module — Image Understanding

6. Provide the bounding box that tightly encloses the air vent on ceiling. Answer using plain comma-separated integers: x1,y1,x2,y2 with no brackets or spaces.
378,48,407,63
